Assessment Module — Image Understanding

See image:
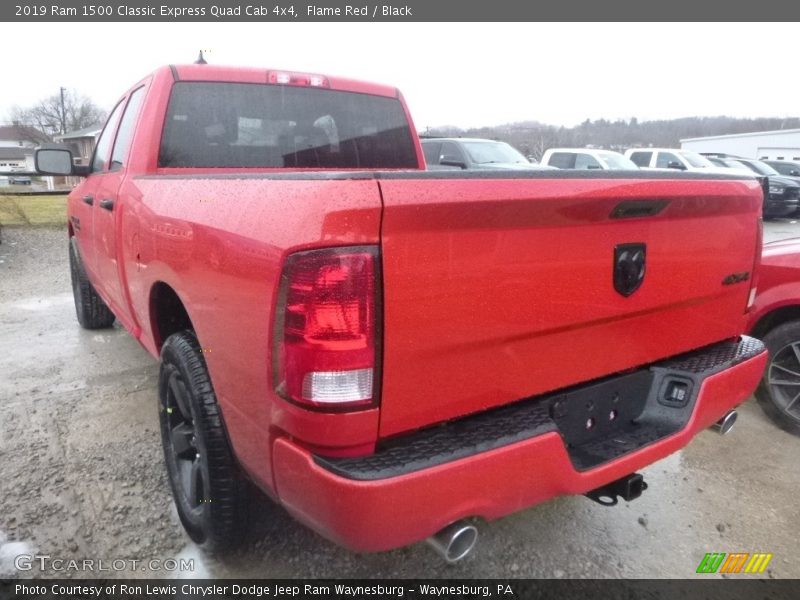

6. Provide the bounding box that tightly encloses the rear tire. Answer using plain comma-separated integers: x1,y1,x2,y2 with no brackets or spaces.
159,330,247,550
755,321,800,436
69,237,115,329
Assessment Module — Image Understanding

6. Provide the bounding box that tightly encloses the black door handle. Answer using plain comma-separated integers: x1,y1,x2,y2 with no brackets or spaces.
82,195,93,206
99,199,115,211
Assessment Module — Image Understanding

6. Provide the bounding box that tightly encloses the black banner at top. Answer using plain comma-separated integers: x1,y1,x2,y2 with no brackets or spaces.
2,0,800,21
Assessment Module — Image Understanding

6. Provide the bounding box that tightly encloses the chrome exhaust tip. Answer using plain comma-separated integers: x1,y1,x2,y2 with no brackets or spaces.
426,521,478,563
712,410,738,435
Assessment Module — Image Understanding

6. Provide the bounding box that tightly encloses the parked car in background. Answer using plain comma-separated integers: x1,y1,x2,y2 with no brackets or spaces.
8,174,32,185
765,160,800,178
705,156,756,176
624,148,732,174
748,237,800,436
540,148,638,170
421,138,554,170
703,155,800,219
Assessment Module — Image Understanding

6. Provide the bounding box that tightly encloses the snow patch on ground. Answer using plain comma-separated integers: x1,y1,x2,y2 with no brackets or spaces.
0,531,35,577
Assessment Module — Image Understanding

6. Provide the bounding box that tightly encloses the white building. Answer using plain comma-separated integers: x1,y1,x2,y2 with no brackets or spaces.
0,124,49,174
0,124,49,148
54,124,102,166
0,147,34,171
681,129,800,161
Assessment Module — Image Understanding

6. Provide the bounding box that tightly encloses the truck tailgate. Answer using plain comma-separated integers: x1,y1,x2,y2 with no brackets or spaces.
377,173,762,437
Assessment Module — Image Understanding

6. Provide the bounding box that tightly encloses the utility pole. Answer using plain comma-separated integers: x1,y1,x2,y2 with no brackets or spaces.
59,87,66,134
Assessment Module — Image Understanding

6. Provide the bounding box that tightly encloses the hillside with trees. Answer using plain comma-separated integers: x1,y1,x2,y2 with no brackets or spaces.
424,116,800,161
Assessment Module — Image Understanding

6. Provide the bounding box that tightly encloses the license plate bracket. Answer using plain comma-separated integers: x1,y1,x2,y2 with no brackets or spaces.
548,370,654,447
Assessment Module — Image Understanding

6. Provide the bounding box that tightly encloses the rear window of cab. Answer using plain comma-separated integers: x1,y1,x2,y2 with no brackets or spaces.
159,82,418,169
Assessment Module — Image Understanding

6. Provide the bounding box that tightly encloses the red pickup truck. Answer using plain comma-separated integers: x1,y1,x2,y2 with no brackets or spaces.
36,64,768,562
748,238,800,436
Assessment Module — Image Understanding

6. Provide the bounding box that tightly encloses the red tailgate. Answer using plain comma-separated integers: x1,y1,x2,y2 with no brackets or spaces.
377,174,763,437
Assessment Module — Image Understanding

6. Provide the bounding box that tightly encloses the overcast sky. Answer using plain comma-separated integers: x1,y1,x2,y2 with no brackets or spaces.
1,22,797,129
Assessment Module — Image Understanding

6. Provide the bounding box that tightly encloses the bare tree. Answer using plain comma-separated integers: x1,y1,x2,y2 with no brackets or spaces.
526,127,559,161
9,89,106,138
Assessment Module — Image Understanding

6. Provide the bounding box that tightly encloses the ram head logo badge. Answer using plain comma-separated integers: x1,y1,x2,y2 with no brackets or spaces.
614,243,646,297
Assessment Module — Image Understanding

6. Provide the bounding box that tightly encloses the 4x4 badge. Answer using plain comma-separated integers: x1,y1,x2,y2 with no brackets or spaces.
614,243,646,297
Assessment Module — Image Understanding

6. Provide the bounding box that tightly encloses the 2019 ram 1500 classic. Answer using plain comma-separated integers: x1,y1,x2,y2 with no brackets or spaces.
36,64,768,562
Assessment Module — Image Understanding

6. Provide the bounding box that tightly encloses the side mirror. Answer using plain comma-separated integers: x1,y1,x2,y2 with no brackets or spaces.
666,161,686,170
790,170,800,177
35,146,75,175
439,156,467,169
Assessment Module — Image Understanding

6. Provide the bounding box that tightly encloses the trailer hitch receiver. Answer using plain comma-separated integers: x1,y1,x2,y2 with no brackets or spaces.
585,473,648,506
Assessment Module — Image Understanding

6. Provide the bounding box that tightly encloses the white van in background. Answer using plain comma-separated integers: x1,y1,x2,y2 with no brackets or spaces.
540,148,638,170
624,148,732,174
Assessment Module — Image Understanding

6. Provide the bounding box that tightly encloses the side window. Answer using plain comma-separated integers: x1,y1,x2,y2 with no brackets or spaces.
656,152,682,169
92,100,126,173
575,153,602,169
629,151,652,167
110,87,145,171
440,141,465,164
548,152,576,169
422,142,442,165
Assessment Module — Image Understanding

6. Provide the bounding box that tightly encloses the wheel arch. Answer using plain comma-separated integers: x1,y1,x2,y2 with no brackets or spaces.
750,305,800,340
149,281,194,352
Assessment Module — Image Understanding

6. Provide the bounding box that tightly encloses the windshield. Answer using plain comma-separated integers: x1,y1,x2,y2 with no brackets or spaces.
708,157,745,170
679,151,715,168
770,161,800,176
462,141,529,165
733,159,779,176
718,159,749,170
598,151,638,169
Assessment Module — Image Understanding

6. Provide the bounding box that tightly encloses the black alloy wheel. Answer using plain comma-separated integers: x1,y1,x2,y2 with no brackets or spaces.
756,321,800,436
158,330,247,549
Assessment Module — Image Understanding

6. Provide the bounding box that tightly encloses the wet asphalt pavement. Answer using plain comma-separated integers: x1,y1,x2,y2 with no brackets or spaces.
0,222,798,580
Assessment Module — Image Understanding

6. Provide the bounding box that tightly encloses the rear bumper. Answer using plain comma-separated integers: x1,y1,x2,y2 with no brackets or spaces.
272,337,766,552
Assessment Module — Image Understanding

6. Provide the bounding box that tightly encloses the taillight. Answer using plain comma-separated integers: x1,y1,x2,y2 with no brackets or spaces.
275,246,379,410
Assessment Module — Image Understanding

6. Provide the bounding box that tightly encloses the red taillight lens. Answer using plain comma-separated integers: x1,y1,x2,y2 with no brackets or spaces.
275,247,379,409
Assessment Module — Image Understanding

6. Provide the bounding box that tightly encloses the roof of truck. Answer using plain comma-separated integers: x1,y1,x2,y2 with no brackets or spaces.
167,64,400,98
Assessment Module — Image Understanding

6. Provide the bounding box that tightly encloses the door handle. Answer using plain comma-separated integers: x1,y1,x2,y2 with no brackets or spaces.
99,199,115,211
82,195,94,206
